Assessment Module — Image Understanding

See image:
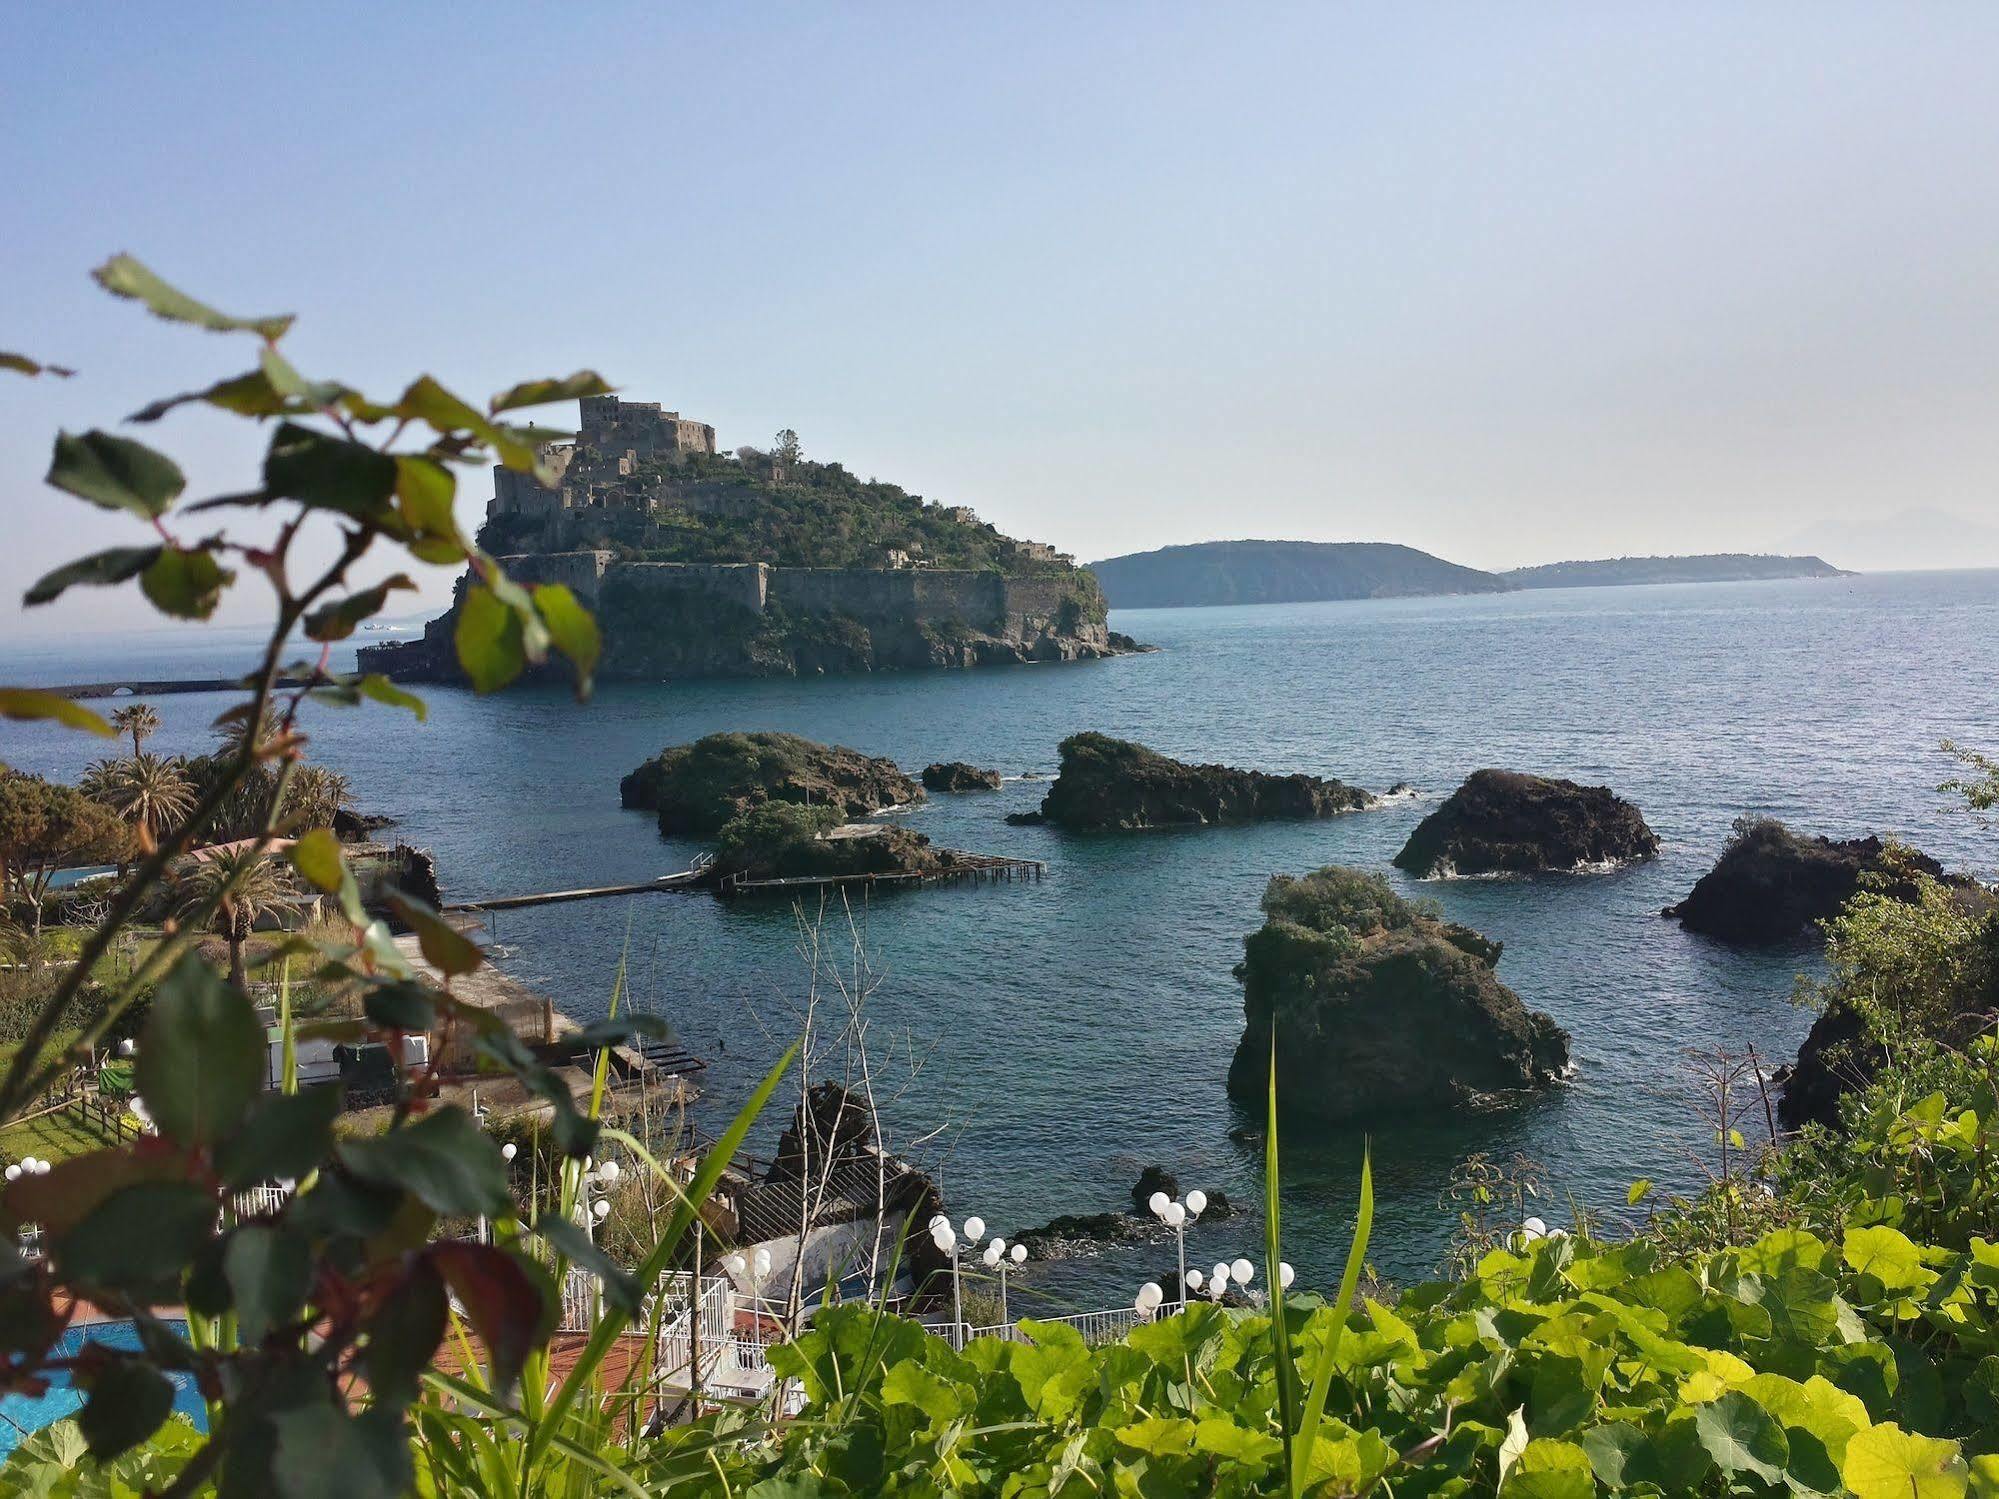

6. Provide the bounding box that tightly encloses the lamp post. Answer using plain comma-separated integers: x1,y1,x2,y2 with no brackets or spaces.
981,1237,1029,1326
1146,1186,1209,1309
930,1213,987,1349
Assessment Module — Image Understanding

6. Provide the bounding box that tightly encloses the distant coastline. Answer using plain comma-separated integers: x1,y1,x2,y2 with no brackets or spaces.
1090,540,1851,609
1503,552,1850,589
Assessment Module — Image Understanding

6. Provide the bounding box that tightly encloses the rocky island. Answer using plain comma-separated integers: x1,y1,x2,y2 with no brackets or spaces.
1015,732,1377,830
620,731,921,836
1393,769,1659,877
1665,816,1956,943
359,395,1142,684
1225,867,1570,1119
920,761,1003,792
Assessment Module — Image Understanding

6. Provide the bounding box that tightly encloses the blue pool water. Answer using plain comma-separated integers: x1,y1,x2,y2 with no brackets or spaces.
0,1319,206,1455
4,571,1996,1308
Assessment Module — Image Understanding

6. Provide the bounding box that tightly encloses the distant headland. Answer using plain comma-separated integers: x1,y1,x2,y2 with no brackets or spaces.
1502,552,1850,589
1086,540,1510,609
1088,540,1850,609
360,396,1141,683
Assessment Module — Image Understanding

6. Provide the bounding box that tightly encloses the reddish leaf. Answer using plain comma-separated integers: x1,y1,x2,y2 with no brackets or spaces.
428,1242,552,1391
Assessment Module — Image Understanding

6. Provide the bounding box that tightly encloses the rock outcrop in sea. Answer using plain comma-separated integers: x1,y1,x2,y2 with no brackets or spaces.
1225,866,1570,1120
1392,769,1659,877
620,731,920,836
1664,818,1954,943
921,761,1003,793
1023,732,1375,831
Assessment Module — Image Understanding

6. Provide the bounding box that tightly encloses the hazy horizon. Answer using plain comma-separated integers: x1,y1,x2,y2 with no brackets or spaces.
8,3,1999,634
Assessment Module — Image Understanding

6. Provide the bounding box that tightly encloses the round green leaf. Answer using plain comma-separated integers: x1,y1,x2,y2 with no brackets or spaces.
1843,1424,1968,1499
1695,1391,1789,1484
138,953,264,1145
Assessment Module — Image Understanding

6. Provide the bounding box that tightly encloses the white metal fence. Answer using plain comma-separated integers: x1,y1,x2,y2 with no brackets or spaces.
964,1305,1144,1347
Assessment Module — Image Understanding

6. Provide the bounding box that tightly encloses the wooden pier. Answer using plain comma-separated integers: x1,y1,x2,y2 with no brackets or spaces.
717,851,1047,898
443,868,708,913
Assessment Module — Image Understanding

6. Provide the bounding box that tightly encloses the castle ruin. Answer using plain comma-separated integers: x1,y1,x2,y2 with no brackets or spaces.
490,395,718,521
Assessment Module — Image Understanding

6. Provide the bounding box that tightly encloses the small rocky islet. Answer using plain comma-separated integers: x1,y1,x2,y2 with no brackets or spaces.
1664,816,1960,943
1225,866,1571,1121
1009,732,1379,830
1392,768,1659,877
920,761,1003,793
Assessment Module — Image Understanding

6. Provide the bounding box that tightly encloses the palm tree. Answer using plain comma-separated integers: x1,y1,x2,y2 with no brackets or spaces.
109,703,161,758
91,754,197,856
170,848,302,989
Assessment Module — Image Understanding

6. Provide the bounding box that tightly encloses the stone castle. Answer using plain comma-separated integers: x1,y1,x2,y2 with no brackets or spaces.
491,395,719,520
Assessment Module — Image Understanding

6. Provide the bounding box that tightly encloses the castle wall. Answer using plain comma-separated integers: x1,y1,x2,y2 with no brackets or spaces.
482,555,1085,639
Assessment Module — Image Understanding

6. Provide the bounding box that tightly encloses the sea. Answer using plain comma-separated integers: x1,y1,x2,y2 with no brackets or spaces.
5,569,1996,1312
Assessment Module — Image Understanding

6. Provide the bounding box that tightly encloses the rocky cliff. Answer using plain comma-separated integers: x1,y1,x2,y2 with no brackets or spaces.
358,552,1140,684
1393,770,1659,877
1022,732,1376,830
1226,867,1570,1120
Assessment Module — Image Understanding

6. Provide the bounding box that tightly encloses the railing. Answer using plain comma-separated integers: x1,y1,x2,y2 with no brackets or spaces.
963,1305,1144,1347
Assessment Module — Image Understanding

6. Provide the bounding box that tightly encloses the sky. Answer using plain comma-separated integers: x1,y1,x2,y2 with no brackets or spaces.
7,2,1999,634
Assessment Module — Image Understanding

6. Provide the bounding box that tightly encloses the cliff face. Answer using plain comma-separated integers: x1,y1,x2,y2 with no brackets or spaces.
359,552,1138,683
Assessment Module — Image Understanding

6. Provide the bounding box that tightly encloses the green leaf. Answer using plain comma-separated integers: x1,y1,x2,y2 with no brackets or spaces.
338,1107,509,1219
363,980,437,1031
129,367,292,423
454,582,526,694
270,1401,410,1499
1694,1390,1790,1484
0,688,116,738
1501,1438,1595,1499
226,1224,311,1343
1579,1421,1647,1488
138,953,264,1146
388,894,482,976
140,546,233,620
362,1259,448,1408
92,253,294,339
56,1181,216,1297
532,583,600,697
488,371,613,413
215,1087,343,1191
304,575,415,641
77,1359,174,1459
1194,1418,1283,1465
1843,1424,1968,1499
264,421,398,522
290,828,347,893
1626,1178,1653,1206
24,546,162,605
1498,1406,1532,1486
1114,1416,1197,1458
47,429,185,517
356,674,428,721
393,455,458,539
1,351,75,378
1843,1225,1934,1293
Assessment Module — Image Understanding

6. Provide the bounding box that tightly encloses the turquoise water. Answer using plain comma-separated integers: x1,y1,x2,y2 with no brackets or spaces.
0,1319,205,1453
5,571,1996,1308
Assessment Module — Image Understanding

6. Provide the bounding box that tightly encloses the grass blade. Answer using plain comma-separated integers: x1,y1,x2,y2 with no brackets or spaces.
1293,1144,1374,1498
529,1040,797,1463
1266,1033,1301,1495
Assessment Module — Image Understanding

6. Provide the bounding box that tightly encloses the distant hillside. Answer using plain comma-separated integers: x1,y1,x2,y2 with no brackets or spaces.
1087,541,1510,609
1503,554,1849,589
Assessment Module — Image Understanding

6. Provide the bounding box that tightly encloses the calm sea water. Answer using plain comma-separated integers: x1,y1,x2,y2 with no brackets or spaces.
6,571,1996,1309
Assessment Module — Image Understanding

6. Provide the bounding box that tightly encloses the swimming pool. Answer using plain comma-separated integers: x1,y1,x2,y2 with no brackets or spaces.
0,1320,207,1456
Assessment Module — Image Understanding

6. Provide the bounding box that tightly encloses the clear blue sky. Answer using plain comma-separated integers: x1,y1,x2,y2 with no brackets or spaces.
7,2,1999,632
